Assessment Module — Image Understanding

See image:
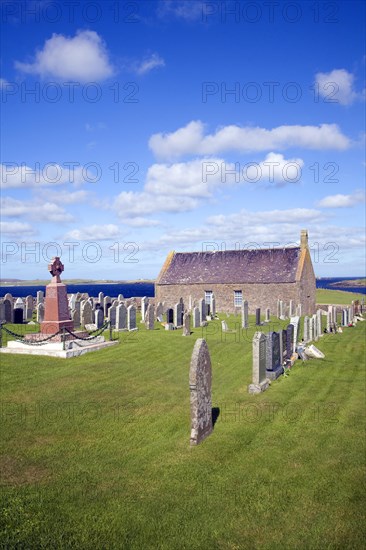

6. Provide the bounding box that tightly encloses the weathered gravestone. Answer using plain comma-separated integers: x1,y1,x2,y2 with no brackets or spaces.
36,290,44,305
118,294,124,302
266,331,284,380
265,308,270,322
199,298,206,325
104,296,111,312
116,303,127,330
14,298,25,323
95,308,104,329
25,295,33,320
183,312,191,336
316,309,322,338
248,332,269,394
289,300,295,317
189,339,213,445
242,300,249,329
277,299,281,318
193,307,200,328
342,309,348,327
211,294,216,317
174,301,183,328
36,302,44,324
255,308,261,326
0,300,5,323
145,303,155,330
156,302,164,319
81,301,93,326
4,299,14,323
127,305,137,331
303,316,309,342
141,297,149,323
286,324,294,360
290,316,300,352
72,308,80,328
108,304,117,328
98,292,104,304
296,303,302,317
282,329,287,361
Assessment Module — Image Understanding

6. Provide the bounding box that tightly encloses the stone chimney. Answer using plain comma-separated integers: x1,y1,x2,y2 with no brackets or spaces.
300,229,308,249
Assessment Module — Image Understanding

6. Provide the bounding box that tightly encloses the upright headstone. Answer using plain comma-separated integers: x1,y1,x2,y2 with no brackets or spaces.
309,315,314,341
189,339,213,445
279,300,284,319
266,331,283,380
0,299,5,323
290,316,300,352
265,308,270,322
81,300,93,326
326,311,331,332
255,308,261,326
95,308,104,329
72,308,80,328
145,303,155,330
316,309,322,338
242,300,249,329
25,295,33,320
289,300,295,317
14,298,25,322
36,290,44,305
286,324,294,360
108,304,117,328
211,294,216,317
127,305,137,331
166,308,174,324
277,299,281,319
141,297,149,323
156,302,164,319
342,309,348,327
312,313,318,341
248,332,269,394
68,294,76,311
174,301,183,328
193,307,200,328
118,294,124,302
116,303,127,330
282,329,287,361
199,298,206,324
183,312,191,336
296,303,302,317
303,316,309,342
103,296,111,312
36,302,44,324
98,292,104,305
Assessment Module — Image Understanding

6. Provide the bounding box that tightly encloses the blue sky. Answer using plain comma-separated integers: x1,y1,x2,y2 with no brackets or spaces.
1,0,365,280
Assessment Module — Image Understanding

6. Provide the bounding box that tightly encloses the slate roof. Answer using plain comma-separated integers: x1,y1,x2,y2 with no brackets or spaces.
157,248,302,285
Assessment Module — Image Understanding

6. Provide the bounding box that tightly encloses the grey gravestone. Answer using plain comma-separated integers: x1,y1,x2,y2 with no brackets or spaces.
326,311,331,332
4,299,14,323
296,303,302,317
277,299,281,318
104,296,111,311
309,315,314,341
342,309,348,327
303,316,309,342
36,302,44,324
145,303,155,330
25,295,33,320
118,294,124,301
69,294,76,311
81,301,93,326
282,329,287,360
265,308,270,322
290,316,300,352
116,303,127,330
14,307,24,324
312,314,318,341
289,300,294,317
36,290,44,304
72,308,80,328
248,332,269,394
199,298,206,325
266,331,283,380
127,305,137,331
211,294,216,317
0,300,5,322
316,309,322,337
98,292,104,304
156,302,164,319
189,339,213,445
141,297,149,323
242,300,249,329
286,324,294,360
14,298,25,322
193,307,200,328
279,300,284,318
108,304,117,328
255,308,261,326
174,302,183,328
278,329,283,365
95,309,104,329
183,312,191,336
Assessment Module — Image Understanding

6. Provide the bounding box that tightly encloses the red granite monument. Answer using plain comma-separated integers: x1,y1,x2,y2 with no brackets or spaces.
40,257,74,335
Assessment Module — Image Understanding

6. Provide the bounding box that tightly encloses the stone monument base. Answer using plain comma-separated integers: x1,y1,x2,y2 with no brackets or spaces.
266,365,284,381
248,379,270,394
0,337,118,359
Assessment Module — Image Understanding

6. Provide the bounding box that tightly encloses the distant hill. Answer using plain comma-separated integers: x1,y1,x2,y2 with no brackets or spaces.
329,278,366,288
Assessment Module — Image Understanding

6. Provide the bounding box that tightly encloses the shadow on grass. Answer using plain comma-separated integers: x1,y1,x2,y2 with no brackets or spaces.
212,407,220,428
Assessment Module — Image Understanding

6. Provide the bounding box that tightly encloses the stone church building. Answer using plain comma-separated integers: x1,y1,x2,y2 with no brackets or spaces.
155,230,316,315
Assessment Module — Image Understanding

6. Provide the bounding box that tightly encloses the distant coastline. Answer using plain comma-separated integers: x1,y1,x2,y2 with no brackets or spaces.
329,278,365,288
0,279,156,287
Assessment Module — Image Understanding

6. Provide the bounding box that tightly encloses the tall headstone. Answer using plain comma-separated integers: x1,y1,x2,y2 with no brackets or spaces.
72,308,80,329
141,297,149,323
145,303,155,330
266,331,283,380
211,294,216,317
309,315,314,341
199,298,206,324
296,303,302,317
116,303,127,330
193,307,200,328
36,290,44,305
36,302,44,324
248,332,269,394
189,339,213,445
156,302,164,319
316,309,322,338
326,311,331,332
242,300,249,329
342,309,348,327
290,316,300,352
95,309,104,329
108,304,117,328
312,313,318,341
255,308,261,326
68,294,76,311
166,308,174,324
277,299,281,318
127,305,137,331
286,324,294,360
14,298,25,323
25,295,33,320
103,296,111,312
174,301,183,328
303,316,309,342
98,292,104,305
279,300,284,319
289,300,295,317
183,312,191,336
81,300,93,326
0,299,5,323
265,308,270,322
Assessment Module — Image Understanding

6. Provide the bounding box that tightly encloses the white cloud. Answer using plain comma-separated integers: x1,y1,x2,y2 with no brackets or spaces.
317,191,365,208
134,53,165,75
157,0,203,21
15,30,114,82
315,69,363,106
40,190,90,205
149,120,351,160
114,191,198,218
1,197,74,223
0,163,96,189
64,224,122,241
0,221,36,236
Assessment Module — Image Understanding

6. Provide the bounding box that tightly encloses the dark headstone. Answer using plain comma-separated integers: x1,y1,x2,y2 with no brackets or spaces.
255,308,261,326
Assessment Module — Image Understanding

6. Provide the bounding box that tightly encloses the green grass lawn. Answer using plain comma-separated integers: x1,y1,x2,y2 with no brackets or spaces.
1,314,365,549
316,288,365,304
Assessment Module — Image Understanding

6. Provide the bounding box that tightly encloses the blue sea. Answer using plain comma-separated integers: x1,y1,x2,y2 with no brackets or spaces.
0,277,364,298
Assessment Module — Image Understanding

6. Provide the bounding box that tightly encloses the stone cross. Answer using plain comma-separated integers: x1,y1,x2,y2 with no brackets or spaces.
189,339,213,445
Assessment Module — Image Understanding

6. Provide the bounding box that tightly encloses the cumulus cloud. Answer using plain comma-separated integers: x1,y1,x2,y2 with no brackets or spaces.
15,30,114,82
114,191,198,218
0,163,96,189
64,224,122,241
1,197,74,223
157,0,204,21
149,120,351,160
0,221,36,236
317,191,365,208
315,69,364,106
134,53,165,75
